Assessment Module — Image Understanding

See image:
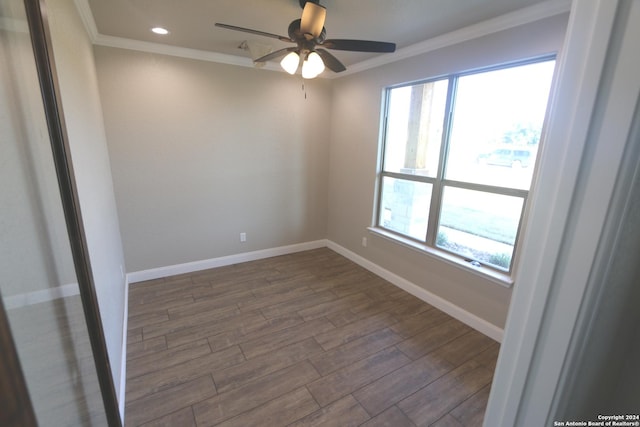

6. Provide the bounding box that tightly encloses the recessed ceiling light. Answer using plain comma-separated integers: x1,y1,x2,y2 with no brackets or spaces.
151,27,169,35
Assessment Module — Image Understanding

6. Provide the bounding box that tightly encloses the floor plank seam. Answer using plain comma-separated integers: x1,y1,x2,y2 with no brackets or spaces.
124,248,499,426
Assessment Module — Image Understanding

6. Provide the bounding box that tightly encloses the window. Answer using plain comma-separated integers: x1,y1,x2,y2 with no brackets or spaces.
376,58,556,273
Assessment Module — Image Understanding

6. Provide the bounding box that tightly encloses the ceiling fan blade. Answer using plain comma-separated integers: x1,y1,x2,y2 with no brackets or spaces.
300,2,326,39
322,39,396,53
215,23,292,42
254,47,297,63
316,49,346,73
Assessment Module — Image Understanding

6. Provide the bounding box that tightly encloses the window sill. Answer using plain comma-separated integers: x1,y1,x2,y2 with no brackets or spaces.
367,227,515,288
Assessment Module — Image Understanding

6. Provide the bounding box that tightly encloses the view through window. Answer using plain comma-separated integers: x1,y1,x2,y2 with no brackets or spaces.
377,58,556,272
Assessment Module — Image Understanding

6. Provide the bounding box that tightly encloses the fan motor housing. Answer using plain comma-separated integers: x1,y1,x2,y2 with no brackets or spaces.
288,18,326,43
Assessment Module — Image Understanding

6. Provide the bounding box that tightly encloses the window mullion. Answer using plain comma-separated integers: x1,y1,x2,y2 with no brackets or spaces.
380,171,435,184
426,76,456,246
442,179,529,199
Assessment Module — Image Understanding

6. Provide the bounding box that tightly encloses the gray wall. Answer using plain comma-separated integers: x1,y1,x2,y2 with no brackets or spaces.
90,10,567,339
326,14,569,329
94,48,331,272
47,0,127,397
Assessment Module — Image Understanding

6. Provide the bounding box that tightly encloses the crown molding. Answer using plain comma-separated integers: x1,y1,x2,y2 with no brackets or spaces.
331,0,571,78
93,33,282,72
74,0,98,42
73,0,281,72
73,0,570,78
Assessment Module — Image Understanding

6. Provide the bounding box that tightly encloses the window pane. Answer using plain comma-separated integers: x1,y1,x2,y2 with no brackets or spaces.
379,176,432,240
383,79,449,177
445,60,555,190
436,187,524,270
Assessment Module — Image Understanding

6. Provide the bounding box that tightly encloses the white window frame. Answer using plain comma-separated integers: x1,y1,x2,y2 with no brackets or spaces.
373,56,556,281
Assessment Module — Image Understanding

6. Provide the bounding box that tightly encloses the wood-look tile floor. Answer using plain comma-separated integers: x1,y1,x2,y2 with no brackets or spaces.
125,248,500,427
8,296,107,426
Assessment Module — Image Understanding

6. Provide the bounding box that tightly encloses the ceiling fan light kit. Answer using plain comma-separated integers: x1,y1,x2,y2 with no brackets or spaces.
215,0,396,79
301,51,325,78
280,51,300,74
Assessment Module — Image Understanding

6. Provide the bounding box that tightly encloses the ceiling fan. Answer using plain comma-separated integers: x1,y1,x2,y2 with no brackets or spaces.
215,0,396,78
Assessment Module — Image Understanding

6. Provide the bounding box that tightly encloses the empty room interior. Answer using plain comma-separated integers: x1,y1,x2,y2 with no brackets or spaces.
1,0,639,426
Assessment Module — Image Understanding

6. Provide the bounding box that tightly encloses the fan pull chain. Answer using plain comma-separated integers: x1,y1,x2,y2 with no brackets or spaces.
302,81,307,99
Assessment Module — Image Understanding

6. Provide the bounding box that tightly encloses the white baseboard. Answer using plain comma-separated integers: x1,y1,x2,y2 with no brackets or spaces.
127,239,328,283
326,241,504,342
125,238,503,341
4,278,130,420
118,276,129,422
4,238,501,423
3,283,80,310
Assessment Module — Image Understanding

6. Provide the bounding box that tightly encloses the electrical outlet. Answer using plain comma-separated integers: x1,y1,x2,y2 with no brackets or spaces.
362,237,367,247
240,232,247,242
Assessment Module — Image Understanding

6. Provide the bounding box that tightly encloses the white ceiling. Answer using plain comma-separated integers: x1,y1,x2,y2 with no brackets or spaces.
82,0,569,74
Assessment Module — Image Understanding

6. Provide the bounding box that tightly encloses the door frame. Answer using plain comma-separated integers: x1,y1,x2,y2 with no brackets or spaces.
484,0,640,424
